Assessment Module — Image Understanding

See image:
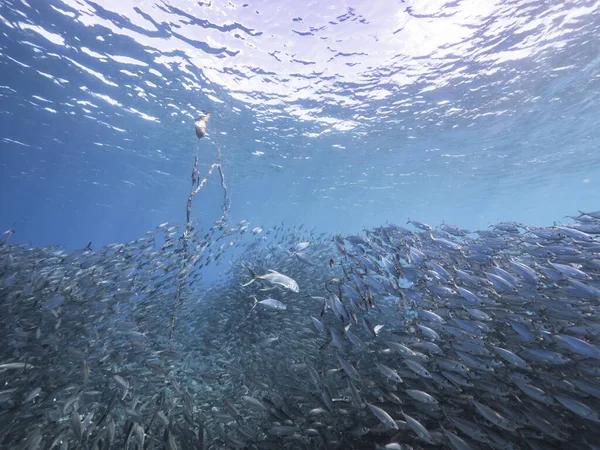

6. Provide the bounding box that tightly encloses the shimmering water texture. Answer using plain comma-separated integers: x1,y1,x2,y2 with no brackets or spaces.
1,0,600,245
2,1,600,449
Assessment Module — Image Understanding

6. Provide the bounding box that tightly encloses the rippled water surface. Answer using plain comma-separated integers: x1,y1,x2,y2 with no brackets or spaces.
1,0,600,248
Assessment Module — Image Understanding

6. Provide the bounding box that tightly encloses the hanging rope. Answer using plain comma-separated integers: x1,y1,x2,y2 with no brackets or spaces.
169,113,230,341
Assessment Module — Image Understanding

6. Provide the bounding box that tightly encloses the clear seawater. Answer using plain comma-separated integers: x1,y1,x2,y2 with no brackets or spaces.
1,0,599,258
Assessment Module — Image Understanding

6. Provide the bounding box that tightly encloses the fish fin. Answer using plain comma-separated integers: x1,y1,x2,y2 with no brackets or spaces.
241,279,255,287
241,267,258,287
251,296,258,310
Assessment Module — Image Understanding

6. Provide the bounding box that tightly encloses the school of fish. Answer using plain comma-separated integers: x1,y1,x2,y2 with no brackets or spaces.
1,209,600,449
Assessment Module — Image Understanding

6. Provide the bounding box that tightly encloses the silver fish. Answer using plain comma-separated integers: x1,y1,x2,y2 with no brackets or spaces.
242,268,299,292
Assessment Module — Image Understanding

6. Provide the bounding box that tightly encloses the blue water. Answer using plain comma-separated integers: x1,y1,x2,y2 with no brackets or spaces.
1,0,600,256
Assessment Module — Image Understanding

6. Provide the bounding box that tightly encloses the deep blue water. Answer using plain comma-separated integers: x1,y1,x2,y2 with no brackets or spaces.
1,0,600,256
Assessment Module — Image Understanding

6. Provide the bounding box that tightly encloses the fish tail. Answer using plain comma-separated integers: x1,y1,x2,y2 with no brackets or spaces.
241,268,257,287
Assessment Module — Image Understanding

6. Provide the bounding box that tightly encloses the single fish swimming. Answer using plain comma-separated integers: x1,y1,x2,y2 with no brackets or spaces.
242,267,299,292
